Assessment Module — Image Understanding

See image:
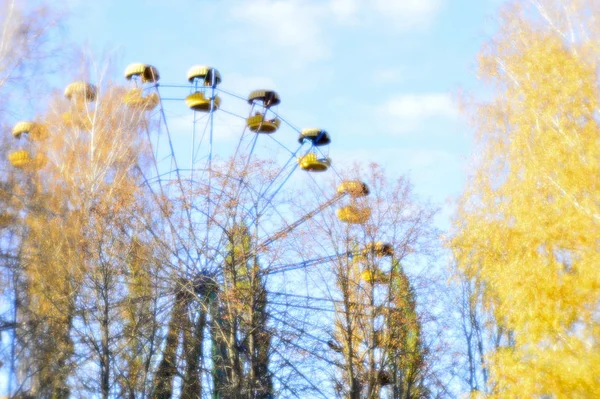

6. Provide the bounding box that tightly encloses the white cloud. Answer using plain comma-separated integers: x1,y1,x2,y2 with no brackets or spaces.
372,67,403,84
329,0,362,24
373,0,443,29
228,0,444,65
328,0,444,28
382,93,457,128
229,0,330,63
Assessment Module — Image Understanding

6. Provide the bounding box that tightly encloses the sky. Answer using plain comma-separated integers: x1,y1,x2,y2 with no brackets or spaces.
62,0,504,227
2,1,509,394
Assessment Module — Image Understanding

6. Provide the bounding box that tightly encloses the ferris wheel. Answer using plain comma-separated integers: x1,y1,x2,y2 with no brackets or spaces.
5,62,421,398
118,63,404,397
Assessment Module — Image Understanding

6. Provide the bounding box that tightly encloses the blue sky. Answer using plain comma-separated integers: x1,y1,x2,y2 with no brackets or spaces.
2,1,508,393
64,0,504,227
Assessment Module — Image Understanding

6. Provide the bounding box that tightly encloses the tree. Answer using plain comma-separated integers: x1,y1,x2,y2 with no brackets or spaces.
451,1,600,396
209,222,272,399
304,164,438,398
5,78,163,398
446,266,507,396
0,2,66,396
0,0,64,110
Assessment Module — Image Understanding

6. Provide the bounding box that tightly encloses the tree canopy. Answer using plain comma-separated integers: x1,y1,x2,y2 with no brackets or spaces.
451,1,600,397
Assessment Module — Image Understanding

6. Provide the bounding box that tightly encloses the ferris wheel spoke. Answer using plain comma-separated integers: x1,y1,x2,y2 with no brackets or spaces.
247,142,332,237
202,142,277,272
240,147,327,253
256,192,346,250
269,305,336,342
315,144,344,181
219,131,260,209
154,88,208,265
269,314,338,362
202,132,251,223
191,111,210,171
270,344,332,399
135,166,200,270
244,137,316,227
247,145,306,221
264,252,353,275
269,109,302,134
265,129,302,155
199,107,254,269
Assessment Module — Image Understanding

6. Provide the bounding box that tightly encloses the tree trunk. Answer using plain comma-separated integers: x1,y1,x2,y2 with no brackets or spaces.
152,289,189,399
181,309,206,399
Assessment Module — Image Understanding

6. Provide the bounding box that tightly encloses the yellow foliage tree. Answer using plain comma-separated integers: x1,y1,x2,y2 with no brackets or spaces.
318,165,436,398
7,78,161,398
451,1,600,397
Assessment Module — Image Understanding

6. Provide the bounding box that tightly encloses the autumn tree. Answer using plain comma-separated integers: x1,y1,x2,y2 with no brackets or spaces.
0,0,63,95
299,164,438,398
0,1,66,396
3,75,165,398
451,0,600,396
